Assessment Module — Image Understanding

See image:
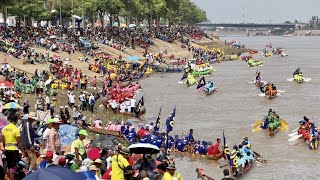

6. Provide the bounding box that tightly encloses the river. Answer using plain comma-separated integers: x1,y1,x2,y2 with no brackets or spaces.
139,36,320,179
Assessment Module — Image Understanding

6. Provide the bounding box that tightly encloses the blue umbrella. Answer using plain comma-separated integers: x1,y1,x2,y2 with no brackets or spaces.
23,165,86,180
59,125,79,151
127,56,141,61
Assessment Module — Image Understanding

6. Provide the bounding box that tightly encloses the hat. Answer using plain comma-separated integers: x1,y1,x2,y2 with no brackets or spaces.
46,151,54,158
40,149,48,158
157,163,167,171
52,117,62,124
88,165,98,171
166,164,176,170
58,157,66,165
28,112,38,120
79,129,88,136
120,148,130,155
47,118,54,124
65,106,68,108
94,159,102,164
60,106,64,109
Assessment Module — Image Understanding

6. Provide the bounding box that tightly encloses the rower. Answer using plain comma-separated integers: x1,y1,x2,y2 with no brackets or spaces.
188,129,195,143
255,72,261,83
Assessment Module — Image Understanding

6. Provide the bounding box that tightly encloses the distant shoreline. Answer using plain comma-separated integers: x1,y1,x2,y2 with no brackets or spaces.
206,29,320,37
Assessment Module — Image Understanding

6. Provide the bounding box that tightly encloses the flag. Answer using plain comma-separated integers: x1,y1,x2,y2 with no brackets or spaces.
196,76,206,89
166,107,176,132
223,131,234,167
154,106,162,132
164,133,170,159
293,68,300,75
134,96,144,115
180,72,188,81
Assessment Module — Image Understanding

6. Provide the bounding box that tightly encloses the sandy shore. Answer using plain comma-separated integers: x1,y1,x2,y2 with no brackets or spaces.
0,36,243,79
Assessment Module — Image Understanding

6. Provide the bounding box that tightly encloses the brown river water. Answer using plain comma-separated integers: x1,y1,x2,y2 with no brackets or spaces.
138,36,320,180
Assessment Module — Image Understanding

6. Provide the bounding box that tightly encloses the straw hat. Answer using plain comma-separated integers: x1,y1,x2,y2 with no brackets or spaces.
88,165,98,171
52,117,62,124
28,112,38,120
94,159,102,164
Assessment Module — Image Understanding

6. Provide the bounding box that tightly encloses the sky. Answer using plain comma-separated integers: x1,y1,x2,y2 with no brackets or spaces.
191,0,320,23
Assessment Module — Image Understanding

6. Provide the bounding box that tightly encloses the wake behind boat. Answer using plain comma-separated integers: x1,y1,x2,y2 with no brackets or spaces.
258,82,284,99
287,68,311,83
288,116,319,150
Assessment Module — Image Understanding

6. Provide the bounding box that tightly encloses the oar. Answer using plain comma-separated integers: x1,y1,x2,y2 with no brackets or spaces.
218,164,229,169
253,151,267,163
252,126,262,132
291,127,299,133
288,131,298,137
288,134,302,142
279,119,289,131
252,120,263,128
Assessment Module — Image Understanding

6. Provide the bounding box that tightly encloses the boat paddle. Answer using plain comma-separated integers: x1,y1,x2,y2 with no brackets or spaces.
218,164,229,169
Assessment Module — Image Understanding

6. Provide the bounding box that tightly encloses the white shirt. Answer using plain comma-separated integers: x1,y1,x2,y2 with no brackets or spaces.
79,94,85,102
110,102,119,109
120,103,126,113
106,156,112,169
42,127,51,148
130,99,136,107
125,100,130,106
69,94,75,103
89,95,95,105
45,96,50,104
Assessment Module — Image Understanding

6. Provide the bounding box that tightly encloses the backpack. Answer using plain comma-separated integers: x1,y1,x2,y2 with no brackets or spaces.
90,98,95,105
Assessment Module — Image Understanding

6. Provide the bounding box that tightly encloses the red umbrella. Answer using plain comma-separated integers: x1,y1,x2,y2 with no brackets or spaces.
0,80,14,88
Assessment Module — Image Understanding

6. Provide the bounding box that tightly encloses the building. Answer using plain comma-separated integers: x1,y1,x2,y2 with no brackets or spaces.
309,16,320,29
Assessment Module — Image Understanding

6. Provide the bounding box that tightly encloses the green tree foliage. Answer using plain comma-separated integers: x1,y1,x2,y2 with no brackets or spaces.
4,0,206,26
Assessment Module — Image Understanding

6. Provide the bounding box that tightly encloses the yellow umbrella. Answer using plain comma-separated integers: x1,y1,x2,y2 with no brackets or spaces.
110,73,117,80
3,102,22,109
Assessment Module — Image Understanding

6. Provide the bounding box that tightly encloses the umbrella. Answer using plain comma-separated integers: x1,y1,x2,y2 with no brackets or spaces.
59,125,79,151
45,79,52,86
1,64,11,69
23,165,86,180
91,135,120,148
0,80,14,88
129,24,136,28
128,143,160,154
127,56,141,61
72,15,82,20
3,102,22,109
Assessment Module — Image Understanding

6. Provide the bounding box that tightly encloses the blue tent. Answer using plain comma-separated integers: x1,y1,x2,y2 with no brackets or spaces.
127,56,141,61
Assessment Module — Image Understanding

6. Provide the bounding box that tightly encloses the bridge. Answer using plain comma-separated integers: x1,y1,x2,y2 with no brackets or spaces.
196,23,296,29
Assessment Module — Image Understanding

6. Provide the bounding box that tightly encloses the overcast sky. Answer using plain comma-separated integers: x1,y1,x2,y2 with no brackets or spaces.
191,0,319,23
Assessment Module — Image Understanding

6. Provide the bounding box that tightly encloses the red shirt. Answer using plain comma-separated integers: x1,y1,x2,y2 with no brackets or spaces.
137,129,148,138
212,143,221,154
207,145,215,155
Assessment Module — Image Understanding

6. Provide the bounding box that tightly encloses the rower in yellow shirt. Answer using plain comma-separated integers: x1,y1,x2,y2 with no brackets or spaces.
163,164,183,180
